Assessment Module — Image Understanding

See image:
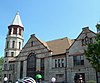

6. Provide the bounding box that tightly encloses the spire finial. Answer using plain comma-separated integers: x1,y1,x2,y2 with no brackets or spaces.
10,12,23,27
16,11,19,15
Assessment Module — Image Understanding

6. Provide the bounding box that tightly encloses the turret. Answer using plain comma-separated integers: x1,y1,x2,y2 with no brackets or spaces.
5,12,24,57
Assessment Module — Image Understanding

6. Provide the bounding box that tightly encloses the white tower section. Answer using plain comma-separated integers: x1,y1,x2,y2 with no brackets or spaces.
2,12,24,83
5,12,24,58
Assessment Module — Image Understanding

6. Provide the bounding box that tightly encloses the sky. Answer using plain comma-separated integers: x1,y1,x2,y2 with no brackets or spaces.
0,0,100,57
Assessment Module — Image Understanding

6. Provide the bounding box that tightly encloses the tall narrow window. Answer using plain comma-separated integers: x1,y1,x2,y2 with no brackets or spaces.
31,41,34,47
12,41,15,48
5,52,8,57
4,74,6,77
13,28,17,34
9,74,11,81
61,59,64,67
19,42,21,49
85,36,89,44
19,28,21,35
9,28,12,35
90,38,93,43
27,53,36,78
40,58,44,78
58,59,60,67
4,64,7,70
11,52,14,57
55,60,57,68
20,61,23,79
82,39,84,46
41,58,44,70
6,41,9,48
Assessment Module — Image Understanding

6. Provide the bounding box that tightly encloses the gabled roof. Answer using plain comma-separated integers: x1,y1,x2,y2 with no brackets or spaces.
11,12,23,27
17,34,73,57
37,37,51,51
68,27,97,50
46,37,73,55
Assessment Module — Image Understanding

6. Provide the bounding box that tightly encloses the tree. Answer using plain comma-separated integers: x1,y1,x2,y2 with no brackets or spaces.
84,24,100,83
0,57,4,64
84,37,100,71
0,57,4,81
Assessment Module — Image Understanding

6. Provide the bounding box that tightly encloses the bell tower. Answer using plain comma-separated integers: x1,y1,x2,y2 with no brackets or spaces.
5,12,24,58
2,12,24,82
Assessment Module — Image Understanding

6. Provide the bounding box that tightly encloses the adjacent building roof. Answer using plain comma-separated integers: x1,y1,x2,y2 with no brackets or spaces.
11,12,23,27
46,37,73,55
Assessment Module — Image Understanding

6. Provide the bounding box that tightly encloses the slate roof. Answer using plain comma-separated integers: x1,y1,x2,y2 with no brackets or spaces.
46,37,73,55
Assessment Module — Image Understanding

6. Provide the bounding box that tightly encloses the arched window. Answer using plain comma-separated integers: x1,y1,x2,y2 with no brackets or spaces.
13,28,17,34
11,52,14,57
6,41,9,48
31,41,34,47
19,28,22,35
27,53,36,78
19,42,21,49
9,28,12,35
12,41,15,48
5,52,8,57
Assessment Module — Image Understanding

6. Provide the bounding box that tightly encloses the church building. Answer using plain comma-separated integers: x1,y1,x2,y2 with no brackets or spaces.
2,12,99,83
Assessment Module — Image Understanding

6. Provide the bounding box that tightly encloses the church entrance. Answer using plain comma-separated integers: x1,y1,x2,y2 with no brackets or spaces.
27,53,36,79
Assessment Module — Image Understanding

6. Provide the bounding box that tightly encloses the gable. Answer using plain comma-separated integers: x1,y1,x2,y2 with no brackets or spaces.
68,27,96,56
17,34,50,58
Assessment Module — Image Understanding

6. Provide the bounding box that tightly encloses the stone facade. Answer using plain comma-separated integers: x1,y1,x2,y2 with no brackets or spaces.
2,13,99,83
67,27,97,83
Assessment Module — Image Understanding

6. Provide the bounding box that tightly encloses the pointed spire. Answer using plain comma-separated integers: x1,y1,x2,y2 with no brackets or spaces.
11,12,23,27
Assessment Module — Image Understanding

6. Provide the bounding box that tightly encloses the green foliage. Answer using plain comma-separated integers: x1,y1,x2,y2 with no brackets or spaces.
84,33,100,71
0,57,4,81
86,80,96,83
0,57,4,64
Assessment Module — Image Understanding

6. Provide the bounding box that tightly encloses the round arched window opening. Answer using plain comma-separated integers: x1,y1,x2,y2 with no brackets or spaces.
27,53,36,79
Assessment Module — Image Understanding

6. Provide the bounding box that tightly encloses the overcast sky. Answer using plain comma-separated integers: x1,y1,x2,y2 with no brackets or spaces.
0,0,100,57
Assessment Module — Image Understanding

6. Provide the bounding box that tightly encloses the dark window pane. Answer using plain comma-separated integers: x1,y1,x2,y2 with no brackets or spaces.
11,52,14,57
55,60,57,68
19,28,21,35
12,41,15,48
58,59,60,67
6,41,9,48
9,28,12,35
73,55,84,66
19,42,21,49
13,28,17,34
61,59,64,67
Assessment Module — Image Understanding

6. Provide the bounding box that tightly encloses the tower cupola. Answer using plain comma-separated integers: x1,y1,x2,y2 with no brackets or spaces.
96,21,100,33
5,12,24,57
8,12,24,36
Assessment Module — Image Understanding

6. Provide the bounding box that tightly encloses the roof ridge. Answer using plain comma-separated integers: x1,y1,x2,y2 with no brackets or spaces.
46,37,68,42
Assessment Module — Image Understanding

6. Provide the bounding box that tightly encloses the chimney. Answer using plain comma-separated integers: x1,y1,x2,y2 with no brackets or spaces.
31,34,35,37
82,26,89,31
